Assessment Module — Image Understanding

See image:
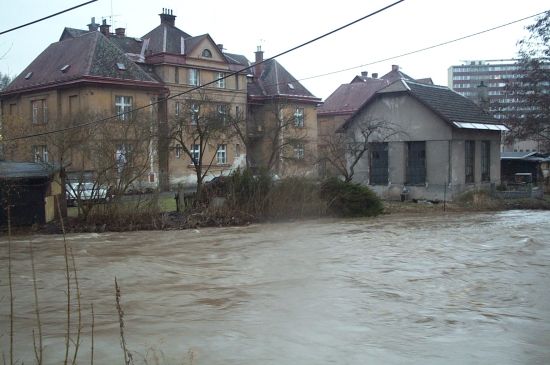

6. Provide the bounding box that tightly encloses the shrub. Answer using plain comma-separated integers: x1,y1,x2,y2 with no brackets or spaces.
320,178,383,217
265,177,325,219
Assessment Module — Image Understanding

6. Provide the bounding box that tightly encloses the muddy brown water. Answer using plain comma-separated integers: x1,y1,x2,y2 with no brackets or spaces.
1,210,550,364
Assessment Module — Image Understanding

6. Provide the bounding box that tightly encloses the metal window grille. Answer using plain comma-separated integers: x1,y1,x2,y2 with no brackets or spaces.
481,141,490,182
407,141,426,185
465,140,475,183
369,142,388,185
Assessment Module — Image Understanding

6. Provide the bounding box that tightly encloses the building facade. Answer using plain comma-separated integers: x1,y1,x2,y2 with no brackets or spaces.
448,59,550,153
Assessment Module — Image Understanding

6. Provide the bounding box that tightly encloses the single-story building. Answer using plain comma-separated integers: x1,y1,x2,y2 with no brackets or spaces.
340,79,509,201
0,161,64,226
501,151,550,192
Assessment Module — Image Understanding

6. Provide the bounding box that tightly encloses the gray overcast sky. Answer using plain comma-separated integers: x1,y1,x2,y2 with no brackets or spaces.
0,0,548,100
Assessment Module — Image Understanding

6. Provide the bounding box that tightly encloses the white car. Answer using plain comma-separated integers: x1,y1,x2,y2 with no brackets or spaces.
66,182,109,206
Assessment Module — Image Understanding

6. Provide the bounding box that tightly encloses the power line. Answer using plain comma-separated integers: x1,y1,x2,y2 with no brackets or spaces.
3,0,405,142
0,0,98,36
277,9,550,86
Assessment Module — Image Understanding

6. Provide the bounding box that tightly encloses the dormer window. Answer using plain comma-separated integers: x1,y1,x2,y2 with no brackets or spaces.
202,49,212,58
60,64,71,73
24,72,33,80
116,63,126,71
288,83,295,90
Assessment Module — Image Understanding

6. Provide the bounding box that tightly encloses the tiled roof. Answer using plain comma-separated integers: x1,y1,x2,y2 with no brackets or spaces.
59,27,89,41
248,59,319,102
405,81,497,124
318,78,389,114
108,35,144,55
142,24,191,54
379,68,415,83
3,32,160,94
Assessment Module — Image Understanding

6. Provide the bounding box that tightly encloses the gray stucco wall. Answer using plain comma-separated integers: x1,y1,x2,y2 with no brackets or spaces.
349,94,503,201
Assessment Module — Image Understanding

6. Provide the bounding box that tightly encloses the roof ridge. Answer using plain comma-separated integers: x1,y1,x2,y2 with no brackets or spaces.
84,32,100,76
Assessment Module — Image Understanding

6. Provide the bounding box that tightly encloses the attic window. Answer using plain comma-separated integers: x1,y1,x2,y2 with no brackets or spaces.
202,49,212,58
60,64,71,73
116,63,126,71
288,83,295,90
24,72,33,80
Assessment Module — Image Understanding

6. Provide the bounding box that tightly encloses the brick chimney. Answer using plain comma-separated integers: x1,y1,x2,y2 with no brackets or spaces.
254,46,264,78
372,73,378,78
100,19,110,36
115,27,125,36
361,71,368,77
217,44,224,51
392,64,399,71
87,17,99,31
159,8,176,27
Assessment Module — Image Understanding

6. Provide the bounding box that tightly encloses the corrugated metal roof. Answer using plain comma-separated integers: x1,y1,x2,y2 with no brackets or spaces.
0,162,54,179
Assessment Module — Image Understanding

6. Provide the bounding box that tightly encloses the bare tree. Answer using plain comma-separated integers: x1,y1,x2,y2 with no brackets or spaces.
169,91,239,196
247,101,311,176
0,71,11,91
321,117,403,182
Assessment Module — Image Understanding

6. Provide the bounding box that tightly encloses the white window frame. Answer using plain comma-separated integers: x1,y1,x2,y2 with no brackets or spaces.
190,103,199,125
31,99,48,124
216,144,227,164
32,145,48,163
115,96,133,121
175,144,182,159
294,143,304,160
190,144,200,164
217,104,228,124
294,107,304,127
188,68,200,86
175,101,182,116
216,72,226,88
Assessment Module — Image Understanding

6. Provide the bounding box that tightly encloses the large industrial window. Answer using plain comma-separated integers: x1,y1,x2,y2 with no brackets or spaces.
407,141,426,185
369,142,388,185
481,140,490,182
465,140,475,183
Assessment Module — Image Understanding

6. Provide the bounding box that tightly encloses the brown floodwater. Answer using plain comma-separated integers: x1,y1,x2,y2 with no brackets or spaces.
1,210,550,364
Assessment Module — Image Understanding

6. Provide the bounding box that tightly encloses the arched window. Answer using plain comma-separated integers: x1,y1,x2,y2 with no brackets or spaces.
202,49,212,58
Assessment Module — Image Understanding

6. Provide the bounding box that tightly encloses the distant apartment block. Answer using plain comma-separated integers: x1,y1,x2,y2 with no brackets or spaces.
448,59,550,153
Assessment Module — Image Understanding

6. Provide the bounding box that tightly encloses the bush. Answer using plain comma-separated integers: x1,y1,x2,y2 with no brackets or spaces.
320,178,383,217
265,177,325,219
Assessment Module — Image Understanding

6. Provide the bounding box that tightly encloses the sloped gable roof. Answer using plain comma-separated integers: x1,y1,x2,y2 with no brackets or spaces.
59,27,90,41
3,32,160,94
142,23,191,54
341,79,502,131
318,78,389,115
248,59,320,102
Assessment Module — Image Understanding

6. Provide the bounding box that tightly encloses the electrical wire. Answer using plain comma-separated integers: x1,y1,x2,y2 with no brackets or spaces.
2,0,405,142
0,0,98,36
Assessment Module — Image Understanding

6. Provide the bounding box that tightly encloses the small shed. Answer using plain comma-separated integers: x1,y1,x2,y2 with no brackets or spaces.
0,161,63,226
501,152,550,186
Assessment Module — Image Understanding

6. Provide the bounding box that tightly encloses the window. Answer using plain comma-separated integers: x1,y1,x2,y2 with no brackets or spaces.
236,143,241,157
217,104,228,124
188,68,200,86
481,141,490,182
115,96,133,121
31,99,48,124
116,144,132,173
406,141,426,184
32,145,48,163
465,140,475,183
190,144,200,164
235,74,239,90
217,144,227,164
369,142,388,185
174,67,179,84
294,107,304,127
202,49,212,58
294,143,304,159
175,144,182,159
175,101,182,116
216,72,226,88
190,103,199,125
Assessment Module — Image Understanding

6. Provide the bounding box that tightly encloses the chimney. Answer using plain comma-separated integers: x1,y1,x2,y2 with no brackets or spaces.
159,8,176,27
392,64,399,71
361,71,368,77
372,73,378,78
217,44,224,51
87,17,99,32
254,45,264,78
115,27,125,36
100,19,110,36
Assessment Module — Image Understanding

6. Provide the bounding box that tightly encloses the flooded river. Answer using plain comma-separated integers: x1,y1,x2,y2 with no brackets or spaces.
1,210,550,364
